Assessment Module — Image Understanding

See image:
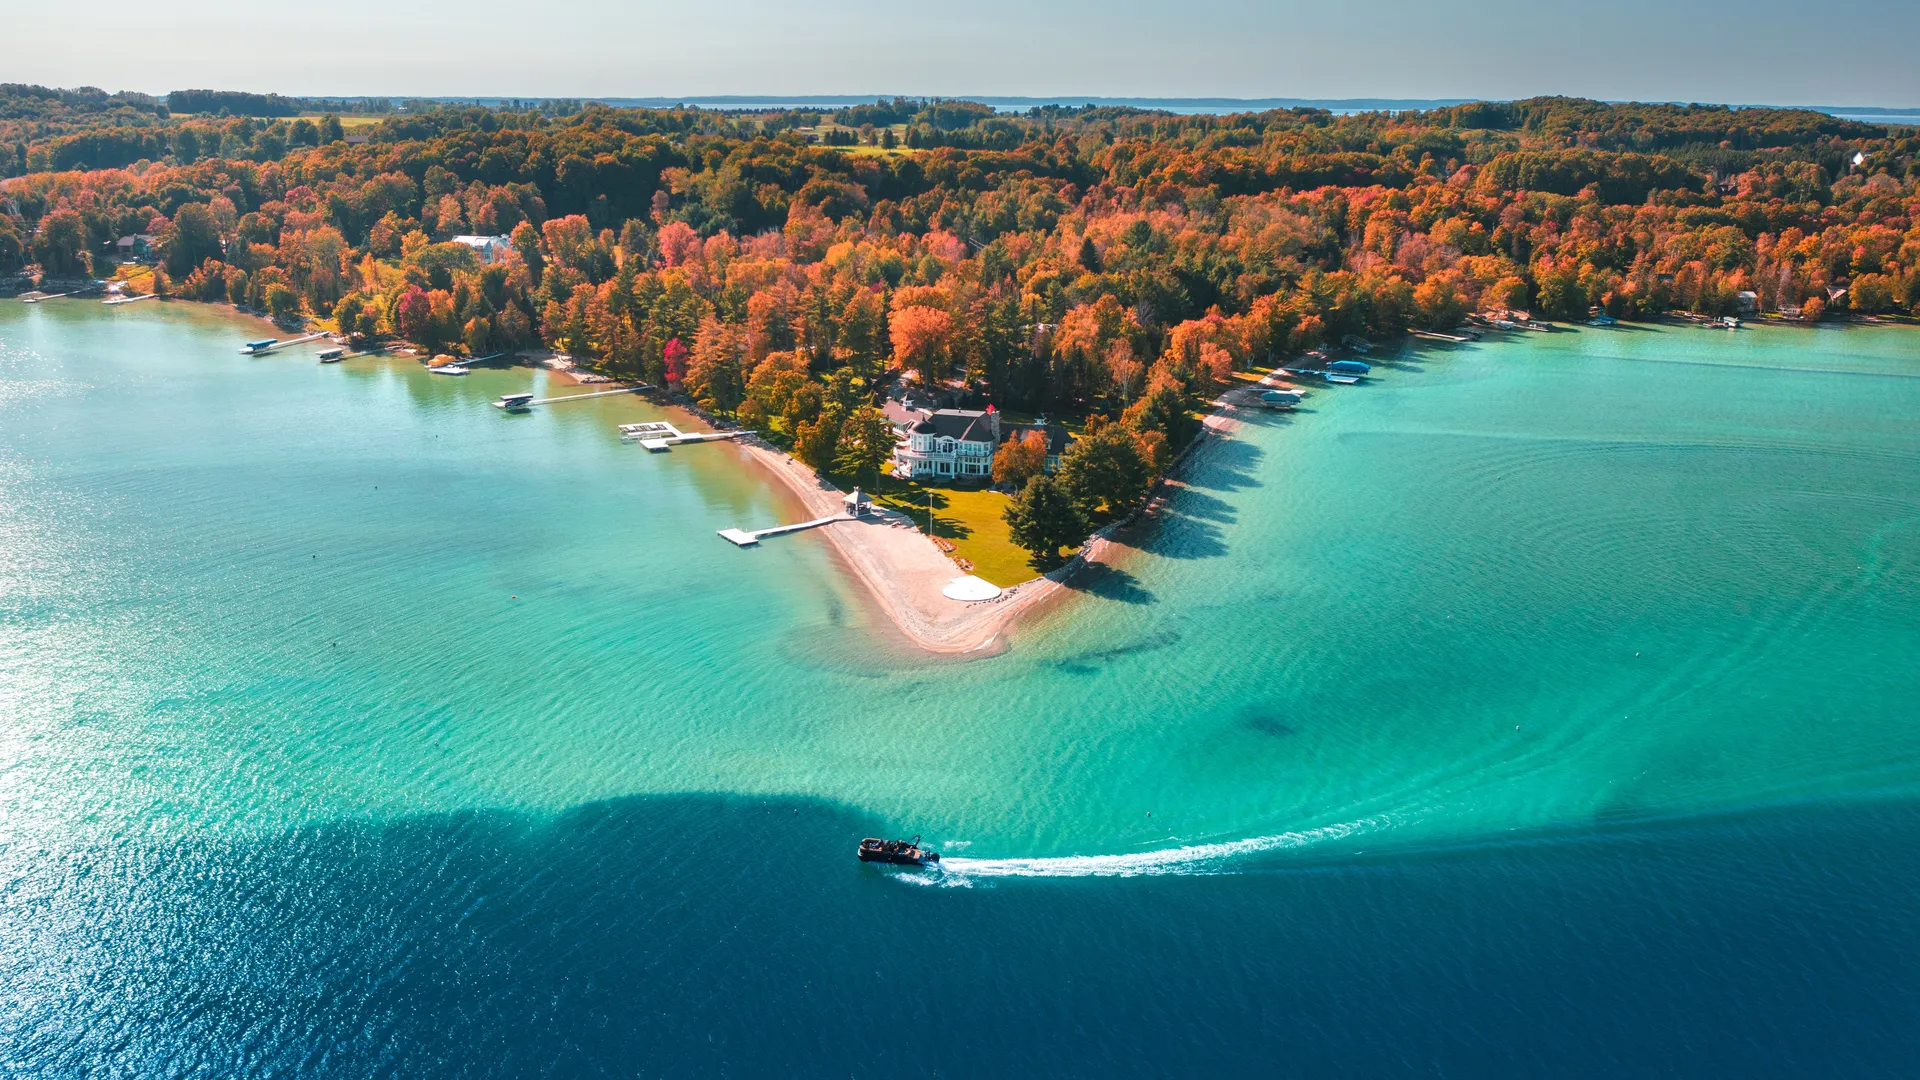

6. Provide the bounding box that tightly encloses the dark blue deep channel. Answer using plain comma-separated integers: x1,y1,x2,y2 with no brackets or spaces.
4,796,1917,1077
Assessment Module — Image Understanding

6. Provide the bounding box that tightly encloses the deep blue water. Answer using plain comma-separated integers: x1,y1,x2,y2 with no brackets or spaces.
5,796,1918,1076
5,308,1918,1076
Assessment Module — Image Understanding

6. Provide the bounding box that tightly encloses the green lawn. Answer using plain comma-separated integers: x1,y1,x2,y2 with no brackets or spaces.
790,123,921,156
863,477,1035,587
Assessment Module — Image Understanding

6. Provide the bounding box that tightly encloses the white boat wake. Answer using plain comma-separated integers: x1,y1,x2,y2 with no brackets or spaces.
905,817,1390,886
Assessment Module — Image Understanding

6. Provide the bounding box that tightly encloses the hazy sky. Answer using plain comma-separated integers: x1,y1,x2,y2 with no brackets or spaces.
6,0,1917,106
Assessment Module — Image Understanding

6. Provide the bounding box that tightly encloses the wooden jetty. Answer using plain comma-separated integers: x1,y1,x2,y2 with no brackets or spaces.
241,332,331,354
1412,329,1472,342
103,293,159,306
494,386,648,409
617,420,750,451
718,512,850,547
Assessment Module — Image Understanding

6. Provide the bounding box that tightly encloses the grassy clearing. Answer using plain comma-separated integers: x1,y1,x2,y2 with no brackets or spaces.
790,123,921,156
864,477,1032,587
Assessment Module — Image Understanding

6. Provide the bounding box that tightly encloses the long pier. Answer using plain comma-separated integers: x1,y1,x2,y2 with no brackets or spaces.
718,513,849,547
494,384,656,409
244,332,331,354
507,387,647,407
1412,329,1472,342
616,420,750,451
103,293,159,306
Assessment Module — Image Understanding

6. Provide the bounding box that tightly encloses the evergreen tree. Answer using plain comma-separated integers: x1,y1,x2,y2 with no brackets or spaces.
1004,474,1088,571
832,406,896,486
1057,418,1153,523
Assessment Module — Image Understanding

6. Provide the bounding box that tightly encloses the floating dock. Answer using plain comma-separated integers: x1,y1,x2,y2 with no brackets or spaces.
718,513,849,547
1279,368,1363,385
617,420,751,451
241,332,330,354
495,387,648,409
1412,329,1472,342
103,293,158,306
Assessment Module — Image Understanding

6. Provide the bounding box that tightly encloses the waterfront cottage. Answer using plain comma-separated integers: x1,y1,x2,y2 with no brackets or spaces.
894,407,1001,480
890,406,1070,481
114,234,155,261
1001,420,1071,473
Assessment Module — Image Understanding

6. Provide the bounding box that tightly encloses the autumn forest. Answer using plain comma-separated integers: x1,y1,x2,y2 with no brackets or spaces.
3,89,1918,542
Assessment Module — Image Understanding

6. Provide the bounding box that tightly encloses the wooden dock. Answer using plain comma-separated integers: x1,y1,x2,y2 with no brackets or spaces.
1412,329,1472,342
501,387,647,407
244,332,331,354
617,420,751,451
103,293,159,306
718,513,850,547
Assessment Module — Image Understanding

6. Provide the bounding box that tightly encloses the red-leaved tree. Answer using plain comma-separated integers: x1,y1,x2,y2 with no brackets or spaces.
662,336,688,386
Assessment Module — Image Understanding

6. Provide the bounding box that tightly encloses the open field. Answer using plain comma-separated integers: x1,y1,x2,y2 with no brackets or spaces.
867,478,1029,586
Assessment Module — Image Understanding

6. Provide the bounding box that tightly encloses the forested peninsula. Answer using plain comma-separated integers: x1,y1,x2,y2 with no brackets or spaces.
4,89,1917,565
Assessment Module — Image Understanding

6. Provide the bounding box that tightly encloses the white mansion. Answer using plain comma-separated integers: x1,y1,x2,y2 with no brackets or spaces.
893,407,1001,480
887,403,1068,482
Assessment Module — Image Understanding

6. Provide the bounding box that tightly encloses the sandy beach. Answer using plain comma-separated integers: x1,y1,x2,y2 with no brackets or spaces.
534,353,1264,657
715,384,1267,657
727,438,1078,655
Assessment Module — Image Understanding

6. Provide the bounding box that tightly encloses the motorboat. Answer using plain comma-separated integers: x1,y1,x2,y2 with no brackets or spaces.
858,835,940,866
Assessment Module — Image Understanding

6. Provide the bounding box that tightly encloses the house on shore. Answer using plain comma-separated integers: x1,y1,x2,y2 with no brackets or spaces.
1000,420,1071,473
114,234,156,262
888,402,1070,481
895,407,1001,480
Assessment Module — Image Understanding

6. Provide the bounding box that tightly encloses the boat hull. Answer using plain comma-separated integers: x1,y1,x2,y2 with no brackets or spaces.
858,850,939,866
858,837,940,866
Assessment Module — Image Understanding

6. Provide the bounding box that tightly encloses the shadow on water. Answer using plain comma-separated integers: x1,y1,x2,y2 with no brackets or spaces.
1184,434,1263,493
1162,487,1235,526
1060,562,1156,607
1045,627,1180,673
1241,710,1298,738
8,793,1920,1078
1131,504,1229,560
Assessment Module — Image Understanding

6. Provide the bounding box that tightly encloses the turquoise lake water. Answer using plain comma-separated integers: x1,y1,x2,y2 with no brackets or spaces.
2,301,1917,1073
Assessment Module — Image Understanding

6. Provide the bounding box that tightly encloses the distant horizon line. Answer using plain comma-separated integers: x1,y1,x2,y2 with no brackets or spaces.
147,91,1920,116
